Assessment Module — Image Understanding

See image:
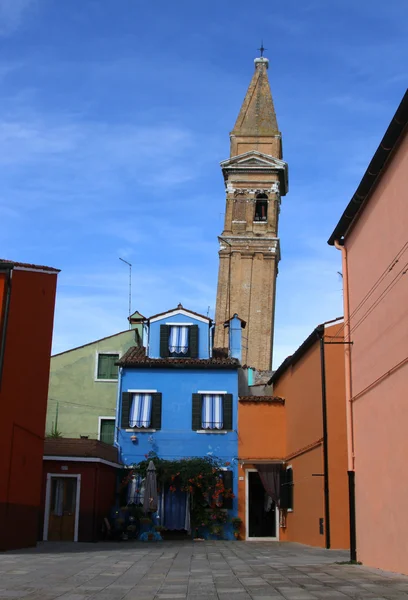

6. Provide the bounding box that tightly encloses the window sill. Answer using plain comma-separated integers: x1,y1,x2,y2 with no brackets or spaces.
196,430,230,434
253,220,268,224
95,378,118,383
125,429,157,433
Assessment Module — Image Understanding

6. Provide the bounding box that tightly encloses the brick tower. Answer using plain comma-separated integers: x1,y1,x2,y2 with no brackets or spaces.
214,54,288,371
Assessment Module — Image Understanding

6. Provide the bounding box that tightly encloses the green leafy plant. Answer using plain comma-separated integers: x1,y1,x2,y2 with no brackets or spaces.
124,452,235,535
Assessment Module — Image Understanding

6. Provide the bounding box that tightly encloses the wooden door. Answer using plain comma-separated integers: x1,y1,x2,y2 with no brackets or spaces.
48,477,77,541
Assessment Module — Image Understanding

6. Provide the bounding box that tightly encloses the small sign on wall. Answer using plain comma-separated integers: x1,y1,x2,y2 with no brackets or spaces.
61,466,68,471
239,476,244,481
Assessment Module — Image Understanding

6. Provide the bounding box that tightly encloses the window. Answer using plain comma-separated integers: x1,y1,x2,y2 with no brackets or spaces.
201,394,223,429
280,466,294,511
129,393,152,428
192,393,233,431
160,324,199,358
169,325,189,355
97,353,119,380
254,194,268,222
99,418,115,445
121,391,162,430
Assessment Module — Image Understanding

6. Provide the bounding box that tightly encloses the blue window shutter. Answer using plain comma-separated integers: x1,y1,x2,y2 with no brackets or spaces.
150,393,162,429
192,393,202,430
189,325,199,358
160,325,170,358
121,392,132,428
223,394,233,430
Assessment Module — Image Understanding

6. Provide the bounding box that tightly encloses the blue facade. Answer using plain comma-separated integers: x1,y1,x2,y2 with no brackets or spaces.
116,307,240,534
147,310,211,358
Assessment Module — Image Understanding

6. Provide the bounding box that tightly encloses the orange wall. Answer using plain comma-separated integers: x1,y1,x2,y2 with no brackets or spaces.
284,343,322,456
0,267,58,551
238,400,286,537
345,130,408,574
325,324,349,549
239,401,286,459
272,324,349,549
281,447,325,547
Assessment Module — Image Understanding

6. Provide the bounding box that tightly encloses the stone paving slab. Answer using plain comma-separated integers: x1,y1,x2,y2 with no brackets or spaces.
0,541,408,600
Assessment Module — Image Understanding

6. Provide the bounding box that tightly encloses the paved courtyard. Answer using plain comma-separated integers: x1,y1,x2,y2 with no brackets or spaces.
1,541,408,600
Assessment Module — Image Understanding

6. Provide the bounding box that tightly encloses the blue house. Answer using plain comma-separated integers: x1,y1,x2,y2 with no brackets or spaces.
116,304,242,538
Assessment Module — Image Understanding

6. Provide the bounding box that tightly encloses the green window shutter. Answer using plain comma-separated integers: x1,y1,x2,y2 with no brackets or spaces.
150,393,162,430
192,393,202,430
189,325,199,358
222,471,233,509
107,354,119,379
100,419,115,445
97,354,119,379
223,394,233,430
121,392,132,429
97,354,109,379
160,325,170,358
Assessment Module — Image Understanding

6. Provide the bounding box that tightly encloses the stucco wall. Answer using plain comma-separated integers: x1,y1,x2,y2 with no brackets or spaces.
272,323,349,549
148,312,210,358
47,329,140,439
345,130,408,574
41,461,118,542
238,402,286,460
118,367,239,514
324,324,349,550
0,268,57,551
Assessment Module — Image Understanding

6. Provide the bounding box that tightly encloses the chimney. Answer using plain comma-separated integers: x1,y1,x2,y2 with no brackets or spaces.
224,314,246,362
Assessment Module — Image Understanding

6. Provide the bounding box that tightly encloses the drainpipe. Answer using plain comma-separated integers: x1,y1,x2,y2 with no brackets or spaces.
334,239,357,562
317,328,331,550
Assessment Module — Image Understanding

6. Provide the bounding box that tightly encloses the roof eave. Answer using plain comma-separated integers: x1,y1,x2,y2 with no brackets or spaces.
328,90,408,246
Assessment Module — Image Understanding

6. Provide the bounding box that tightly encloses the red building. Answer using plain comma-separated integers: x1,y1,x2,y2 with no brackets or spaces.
0,260,59,551
41,438,121,542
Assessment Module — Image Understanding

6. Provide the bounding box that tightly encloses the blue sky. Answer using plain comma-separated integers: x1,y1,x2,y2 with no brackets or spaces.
1,0,407,368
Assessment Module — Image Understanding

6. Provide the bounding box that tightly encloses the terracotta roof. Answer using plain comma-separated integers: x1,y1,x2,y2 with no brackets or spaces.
117,346,239,369
148,304,211,322
239,396,285,404
0,258,60,273
44,438,120,464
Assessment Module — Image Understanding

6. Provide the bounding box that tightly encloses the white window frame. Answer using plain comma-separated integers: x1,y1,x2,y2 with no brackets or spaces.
95,351,121,382
196,390,228,433
43,473,81,542
97,416,115,442
126,389,157,431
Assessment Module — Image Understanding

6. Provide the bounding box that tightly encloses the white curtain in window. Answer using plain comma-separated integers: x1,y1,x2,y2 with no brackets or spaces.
169,325,189,354
129,394,152,428
201,394,223,429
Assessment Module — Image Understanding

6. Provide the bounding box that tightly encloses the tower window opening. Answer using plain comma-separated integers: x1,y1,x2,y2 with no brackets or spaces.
254,194,268,222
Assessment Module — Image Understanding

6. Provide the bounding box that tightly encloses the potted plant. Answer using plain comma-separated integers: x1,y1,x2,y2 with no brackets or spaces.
231,517,242,529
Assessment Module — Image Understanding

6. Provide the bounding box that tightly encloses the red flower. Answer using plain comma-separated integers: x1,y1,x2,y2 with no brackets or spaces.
225,461,230,466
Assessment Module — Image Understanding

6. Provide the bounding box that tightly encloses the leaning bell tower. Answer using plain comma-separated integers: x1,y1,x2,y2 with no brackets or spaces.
214,53,288,371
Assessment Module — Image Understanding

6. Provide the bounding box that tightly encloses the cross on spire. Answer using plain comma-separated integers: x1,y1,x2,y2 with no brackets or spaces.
258,41,267,57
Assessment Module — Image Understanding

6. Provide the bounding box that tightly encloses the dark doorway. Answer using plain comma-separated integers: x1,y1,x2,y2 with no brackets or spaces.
248,471,276,538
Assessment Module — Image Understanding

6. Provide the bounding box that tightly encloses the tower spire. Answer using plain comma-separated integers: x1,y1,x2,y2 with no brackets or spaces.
230,53,280,158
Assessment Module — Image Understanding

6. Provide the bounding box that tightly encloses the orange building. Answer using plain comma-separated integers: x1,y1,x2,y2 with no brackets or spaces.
0,259,59,551
328,90,408,574
238,319,349,549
